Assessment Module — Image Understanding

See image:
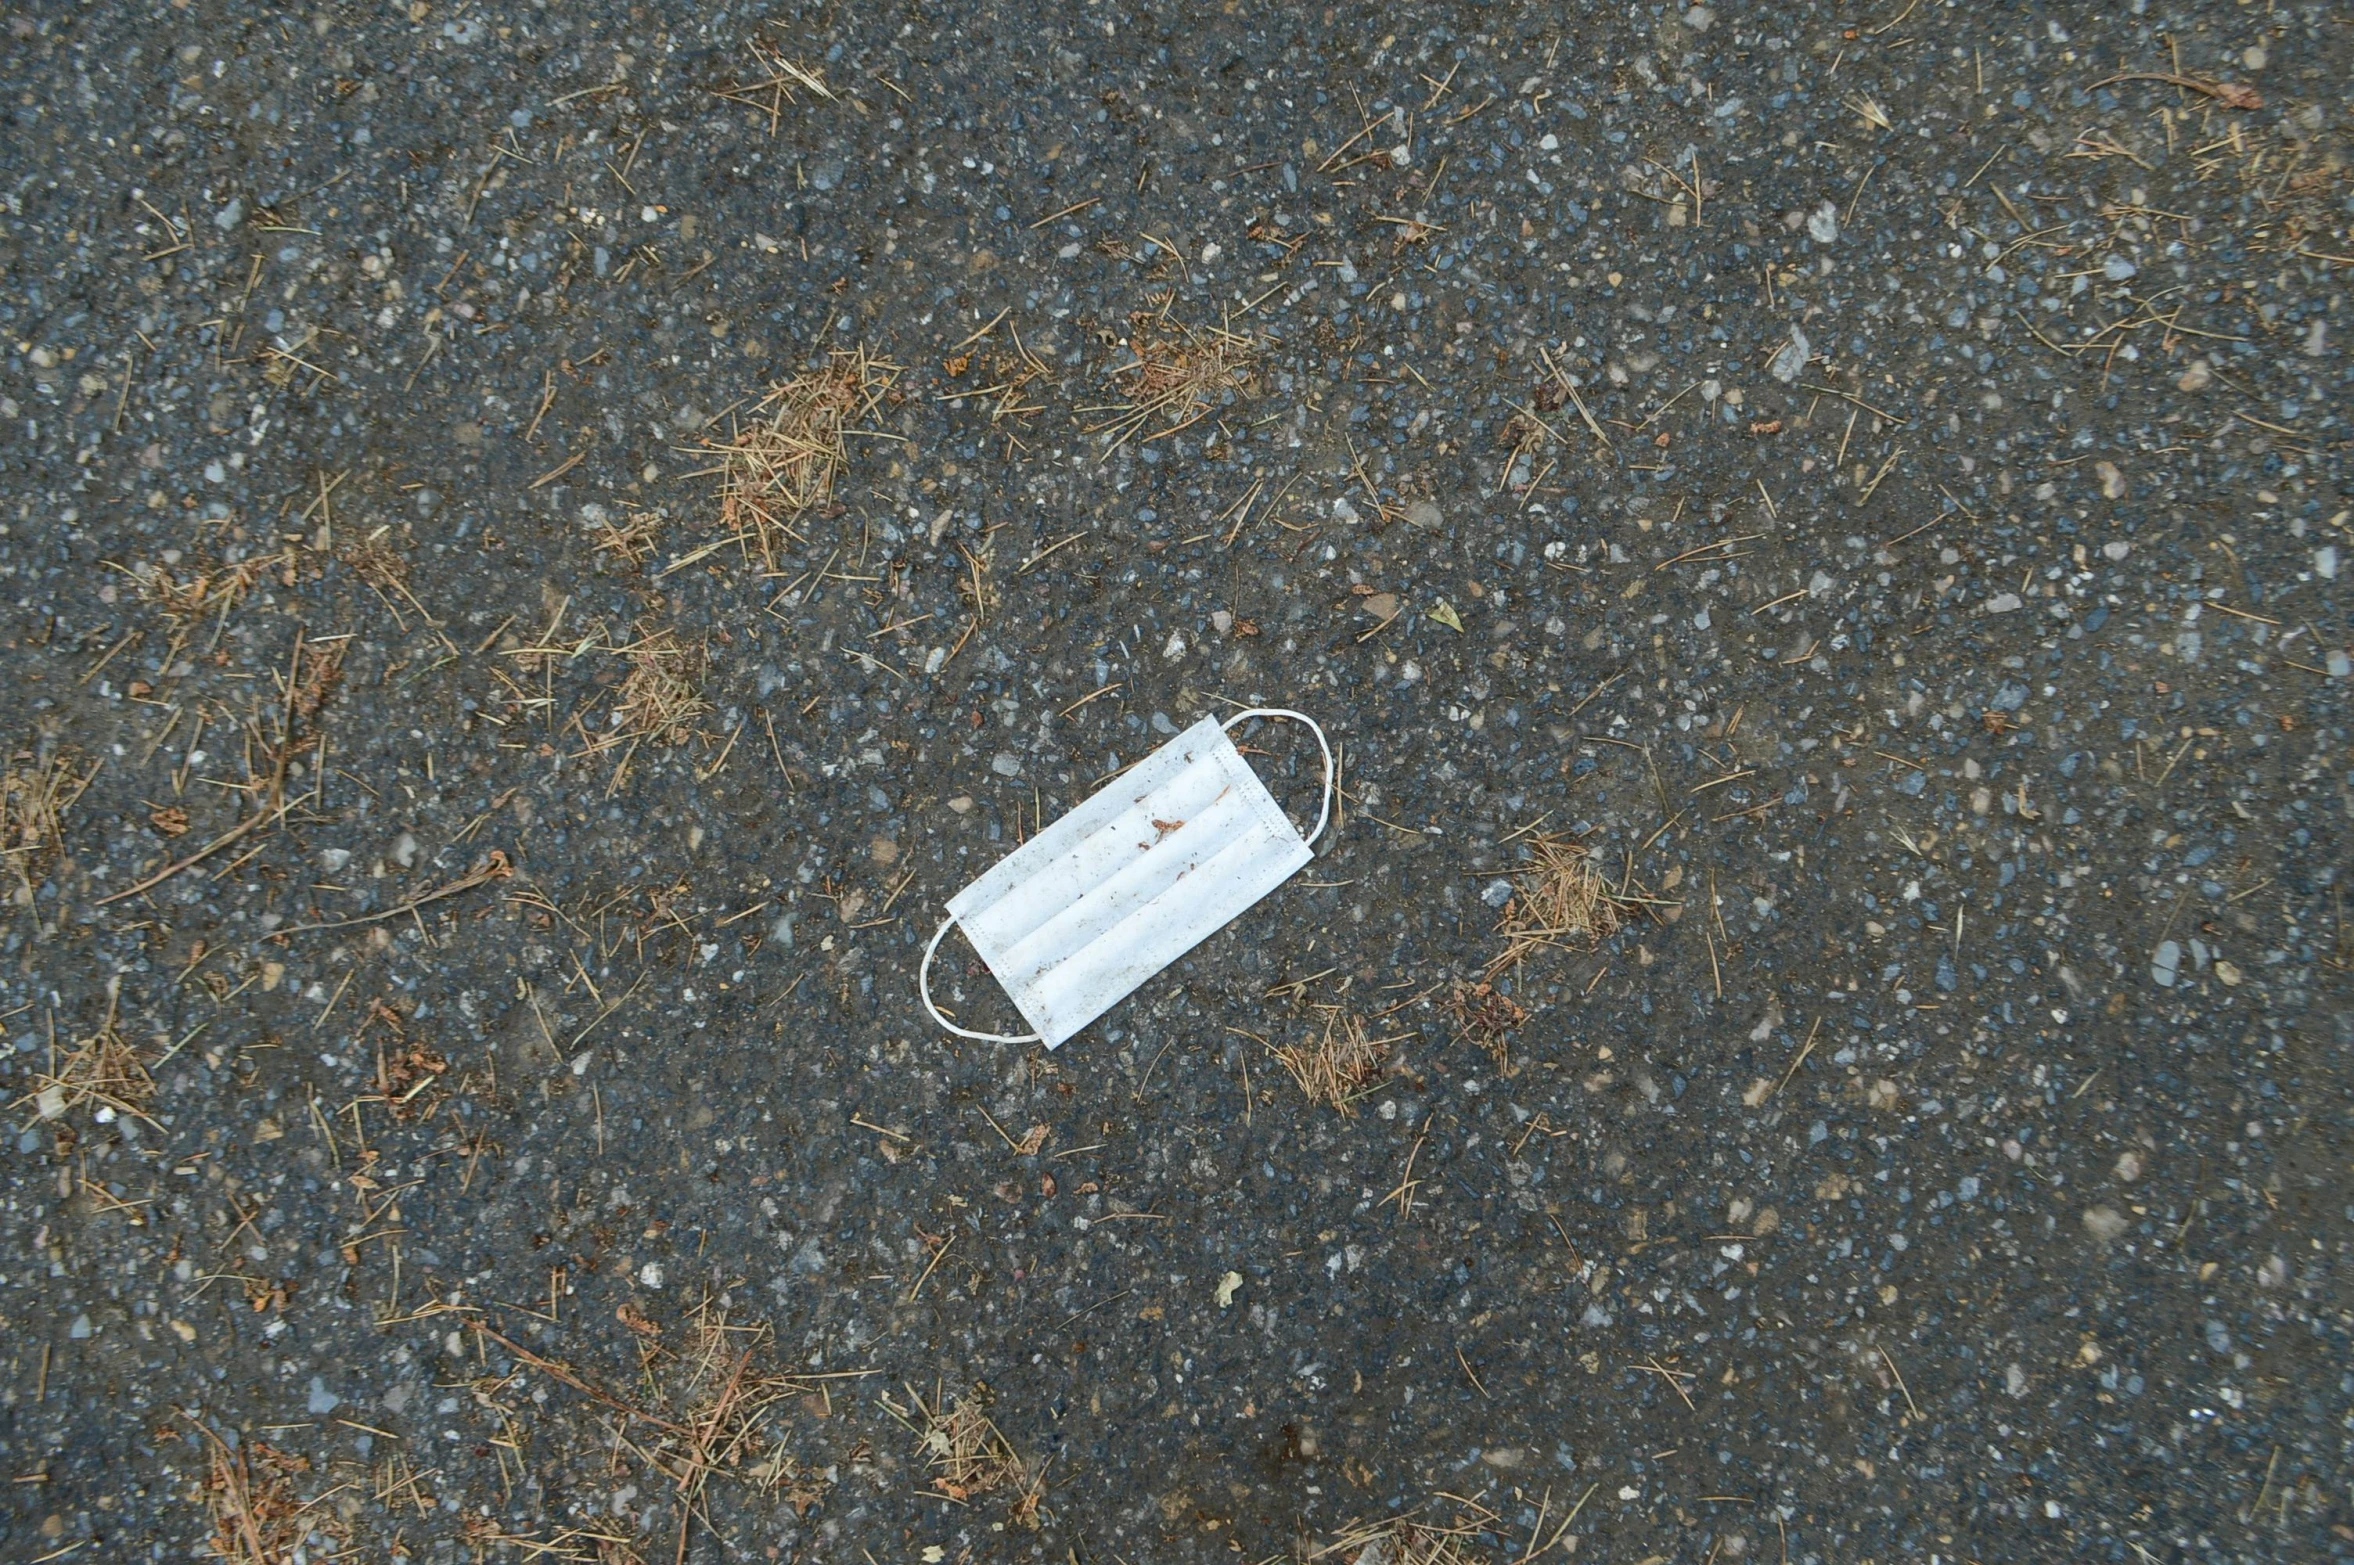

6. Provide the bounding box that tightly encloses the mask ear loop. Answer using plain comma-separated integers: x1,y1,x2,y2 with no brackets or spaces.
1219,707,1335,847
919,915,1043,1043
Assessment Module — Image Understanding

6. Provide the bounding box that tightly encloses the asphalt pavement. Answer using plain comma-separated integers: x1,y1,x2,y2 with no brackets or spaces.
1,2,2349,1561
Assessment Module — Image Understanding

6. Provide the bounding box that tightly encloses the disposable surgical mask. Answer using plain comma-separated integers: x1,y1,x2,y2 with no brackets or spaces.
919,708,1333,1049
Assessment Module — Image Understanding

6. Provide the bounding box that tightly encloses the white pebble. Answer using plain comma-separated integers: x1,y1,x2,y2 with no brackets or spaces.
2081,1207,2130,1242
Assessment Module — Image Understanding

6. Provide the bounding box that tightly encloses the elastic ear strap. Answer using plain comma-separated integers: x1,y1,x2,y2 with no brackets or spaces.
919,915,1042,1043
1220,707,1335,847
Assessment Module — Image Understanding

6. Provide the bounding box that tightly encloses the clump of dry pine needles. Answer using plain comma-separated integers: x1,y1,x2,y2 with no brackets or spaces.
591,504,665,569
937,309,1054,453
474,1299,852,1563
27,1022,154,1128
605,625,709,789
1317,1507,1492,1565
122,547,291,664
2,746,94,908
702,349,898,564
17,982,155,1130
1269,1007,1403,1114
891,1385,1044,1528
712,24,835,136
1486,831,1626,979
191,1420,348,1565
653,1304,831,1535
1085,306,1258,450
1443,979,1530,1069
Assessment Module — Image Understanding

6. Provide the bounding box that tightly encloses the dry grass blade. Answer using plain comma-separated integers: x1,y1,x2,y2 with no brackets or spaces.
1486,831,1625,979
1270,1007,1398,1114
2,747,95,909
899,1386,1044,1527
702,349,898,565
1844,93,1893,132
1083,308,1258,450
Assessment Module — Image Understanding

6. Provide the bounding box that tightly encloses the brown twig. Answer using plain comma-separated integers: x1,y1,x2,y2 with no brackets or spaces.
2091,72,2262,110
265,851,514,940
100,628,305,906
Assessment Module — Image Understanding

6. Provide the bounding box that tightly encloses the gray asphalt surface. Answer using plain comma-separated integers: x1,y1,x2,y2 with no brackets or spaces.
3,2,2351,1562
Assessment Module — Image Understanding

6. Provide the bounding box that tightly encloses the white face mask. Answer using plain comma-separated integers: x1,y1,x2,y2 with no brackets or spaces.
919,708,1333,1050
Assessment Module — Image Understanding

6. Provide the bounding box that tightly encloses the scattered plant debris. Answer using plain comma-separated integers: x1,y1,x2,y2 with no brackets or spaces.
1268,1006,1402,1114
892,1384,1044,1528
702,349,898,564
1083,305,1258,450
1486,831,1626,978
714,25,836,134
1444,979,1530,1068
591,504,666,568
604,625,710,787
192,1421,349,1565
1,746,94,908
1316,1500,1500,1565
18,985,153,1128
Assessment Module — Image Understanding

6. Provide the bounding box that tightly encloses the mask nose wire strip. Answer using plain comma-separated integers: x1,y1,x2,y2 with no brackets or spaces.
1219,707,1335,847
918,914,1044,1043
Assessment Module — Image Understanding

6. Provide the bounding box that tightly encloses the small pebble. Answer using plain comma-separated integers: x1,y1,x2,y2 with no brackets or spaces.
1768,326,1811,384
2081,1208,2128,1245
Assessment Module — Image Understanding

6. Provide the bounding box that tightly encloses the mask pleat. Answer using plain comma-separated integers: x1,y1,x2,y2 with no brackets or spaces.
990,783,1258,986
1016,813,1310,1042
955,726,1233,952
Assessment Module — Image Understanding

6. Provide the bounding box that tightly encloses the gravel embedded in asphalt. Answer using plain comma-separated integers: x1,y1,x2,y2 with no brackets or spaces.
0,3,2350,1562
